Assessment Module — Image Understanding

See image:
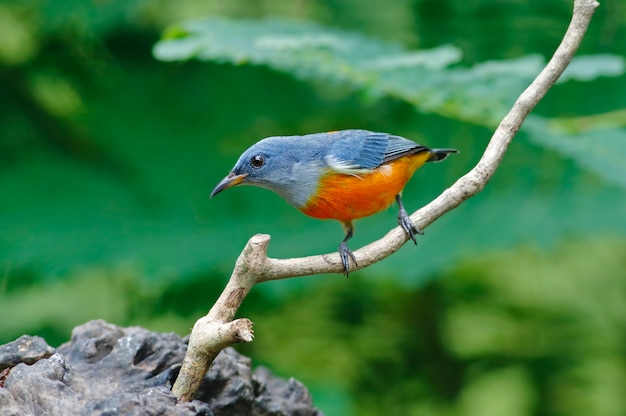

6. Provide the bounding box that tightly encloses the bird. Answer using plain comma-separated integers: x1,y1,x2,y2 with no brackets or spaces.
211,129,458,276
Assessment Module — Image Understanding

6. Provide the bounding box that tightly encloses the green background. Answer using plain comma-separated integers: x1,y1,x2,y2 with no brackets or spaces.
1,1,625,415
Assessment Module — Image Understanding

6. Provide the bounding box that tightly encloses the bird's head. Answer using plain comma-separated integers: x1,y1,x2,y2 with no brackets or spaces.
210,136,320,204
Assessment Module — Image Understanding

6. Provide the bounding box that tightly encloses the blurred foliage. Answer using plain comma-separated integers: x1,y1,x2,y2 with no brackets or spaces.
1,0,625,415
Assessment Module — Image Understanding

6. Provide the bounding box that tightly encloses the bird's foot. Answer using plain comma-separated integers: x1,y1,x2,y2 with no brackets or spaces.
398,208,423,245
339,242,358,277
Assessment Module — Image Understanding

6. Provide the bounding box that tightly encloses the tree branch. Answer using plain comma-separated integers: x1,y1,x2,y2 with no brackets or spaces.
172,0,600,402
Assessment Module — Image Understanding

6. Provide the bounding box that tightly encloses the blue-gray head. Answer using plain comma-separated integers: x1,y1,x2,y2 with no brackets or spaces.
210,135,325,208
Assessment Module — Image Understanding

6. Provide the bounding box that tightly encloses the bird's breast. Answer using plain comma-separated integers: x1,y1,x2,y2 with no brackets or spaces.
300,153,430,221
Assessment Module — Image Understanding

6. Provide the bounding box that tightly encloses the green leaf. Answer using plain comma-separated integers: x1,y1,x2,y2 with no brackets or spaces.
153,18,625,125
558,54,626,83
153,17,463,105
525,116,626,189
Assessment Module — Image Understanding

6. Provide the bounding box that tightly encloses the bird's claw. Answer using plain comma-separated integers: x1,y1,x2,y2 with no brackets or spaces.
398,208,423,245
339,242,358,277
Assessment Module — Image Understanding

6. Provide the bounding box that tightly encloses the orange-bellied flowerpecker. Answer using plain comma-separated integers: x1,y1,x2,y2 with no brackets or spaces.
211,129,458,275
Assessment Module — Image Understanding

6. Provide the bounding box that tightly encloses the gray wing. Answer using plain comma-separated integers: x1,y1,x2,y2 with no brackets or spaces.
324,130,427,171
382,134,428,163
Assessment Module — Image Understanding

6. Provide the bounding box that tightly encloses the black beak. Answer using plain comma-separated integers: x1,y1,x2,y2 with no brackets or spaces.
210,172,248,198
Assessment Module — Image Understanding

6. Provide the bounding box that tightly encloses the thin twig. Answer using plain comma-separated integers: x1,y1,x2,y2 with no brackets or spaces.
172,0,599,402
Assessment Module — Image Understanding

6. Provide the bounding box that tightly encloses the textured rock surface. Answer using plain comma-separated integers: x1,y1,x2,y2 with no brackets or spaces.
0,320,323,416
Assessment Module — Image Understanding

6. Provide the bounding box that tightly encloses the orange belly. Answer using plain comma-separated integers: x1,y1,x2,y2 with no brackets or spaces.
300,152,431,221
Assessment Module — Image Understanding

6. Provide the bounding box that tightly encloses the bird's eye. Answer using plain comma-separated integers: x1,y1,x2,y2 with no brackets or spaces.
250,154,265,168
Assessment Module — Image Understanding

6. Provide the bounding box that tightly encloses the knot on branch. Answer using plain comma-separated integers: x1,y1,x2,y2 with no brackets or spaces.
248,233,271,253
235,234,272,280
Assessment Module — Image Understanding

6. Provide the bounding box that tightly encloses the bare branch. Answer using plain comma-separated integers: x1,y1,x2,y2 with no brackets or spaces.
172,0,599,402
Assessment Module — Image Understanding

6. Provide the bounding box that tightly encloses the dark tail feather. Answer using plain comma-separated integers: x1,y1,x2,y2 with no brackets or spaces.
428,148,459,162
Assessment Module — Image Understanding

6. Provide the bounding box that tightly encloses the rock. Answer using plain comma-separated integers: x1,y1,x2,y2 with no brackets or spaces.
199,349,321,416
0,335,55,370
0,320,323,416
